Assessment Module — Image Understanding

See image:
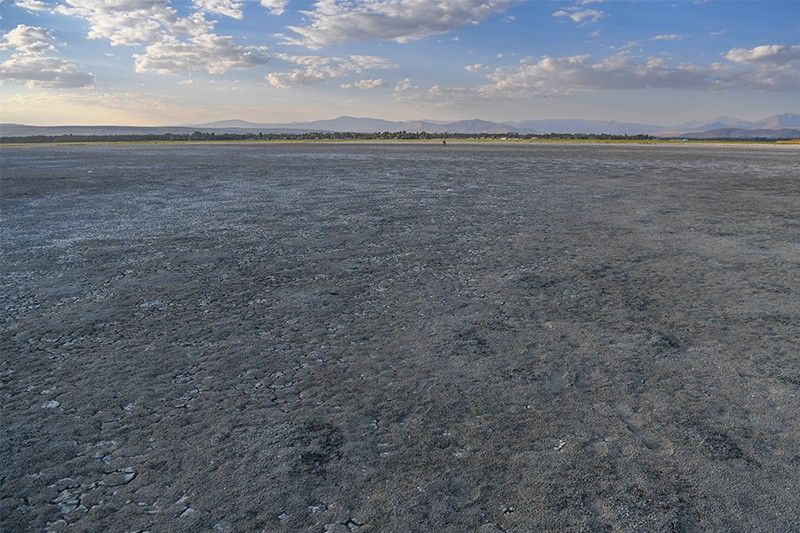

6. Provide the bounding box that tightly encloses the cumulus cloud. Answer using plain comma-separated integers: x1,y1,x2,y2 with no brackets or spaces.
340,78,385,89
477,52,800,97
190,0,287,18
54,0,206,46
0,56,95,87
0,24,94,87
261,0,288,15
425,84,472,99
55,1,272,76
134,33,269,74
480,54,690,96
193,0,243,19
284,0,512,48
725,44,800,64
15,0,48,11
395,49,799,104
552,8,604,23
394,77,417,92
266,53,395,87
0,24,56,54
392,82,473,104
464,63,483,72
651,34,685,41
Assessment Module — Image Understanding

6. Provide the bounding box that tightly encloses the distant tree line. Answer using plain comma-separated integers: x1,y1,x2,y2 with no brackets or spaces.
1,131,660,144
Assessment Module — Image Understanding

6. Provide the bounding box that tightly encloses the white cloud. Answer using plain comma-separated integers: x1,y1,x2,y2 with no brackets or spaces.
552,8,604,23
15,0,48,11
56,1,271,76
54,0,201,46
284,0,512,49
340,78,385,89
260,0,288,15
426,84,471,98
0,24,94,87
392,83,472,104
266,53,395,87
0,24,55,54
349,54,397,70
709,28,727,36
725,44,800,64
0,55,94,87
193,0,243,19
265,71,315,87
394,77,417,92
477,52,800,97
651,34,685,41
616,40,638,52
134,33,269,74
464,63,482,72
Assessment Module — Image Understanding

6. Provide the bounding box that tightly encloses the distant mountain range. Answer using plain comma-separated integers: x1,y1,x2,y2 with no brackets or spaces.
2,113,798,138
190,113,800,137
677,128,800,140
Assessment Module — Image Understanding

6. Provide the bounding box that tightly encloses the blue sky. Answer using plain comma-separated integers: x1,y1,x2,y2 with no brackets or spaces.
1,0,798,125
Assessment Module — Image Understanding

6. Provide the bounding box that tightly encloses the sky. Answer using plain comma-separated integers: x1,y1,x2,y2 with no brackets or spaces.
0,0,798,126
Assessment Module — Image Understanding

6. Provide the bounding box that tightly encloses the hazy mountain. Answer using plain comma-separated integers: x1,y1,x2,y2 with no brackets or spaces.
395,120,435,132
196,117,521,134
252,117,654,134
509,119,662,135
668,113,800,133
751,113,800,129
405,119,520,134
285,116,402,132
192,119,269,128
672,116,753,132
191,115,797,136
679,128,800,140
3,113,799,138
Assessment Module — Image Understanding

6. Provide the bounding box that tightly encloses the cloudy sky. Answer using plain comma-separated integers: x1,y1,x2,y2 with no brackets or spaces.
1,0,798,125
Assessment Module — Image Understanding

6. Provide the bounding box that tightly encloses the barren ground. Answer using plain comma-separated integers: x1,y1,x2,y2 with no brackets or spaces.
2,143,799,531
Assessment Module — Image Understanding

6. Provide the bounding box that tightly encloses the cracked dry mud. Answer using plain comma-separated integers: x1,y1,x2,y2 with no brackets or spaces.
2,143,799,531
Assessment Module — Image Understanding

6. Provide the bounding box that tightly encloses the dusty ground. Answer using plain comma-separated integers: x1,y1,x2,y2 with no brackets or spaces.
1,143,799,532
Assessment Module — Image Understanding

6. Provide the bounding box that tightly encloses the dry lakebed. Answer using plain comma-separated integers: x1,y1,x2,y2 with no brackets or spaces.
2,143,799,531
